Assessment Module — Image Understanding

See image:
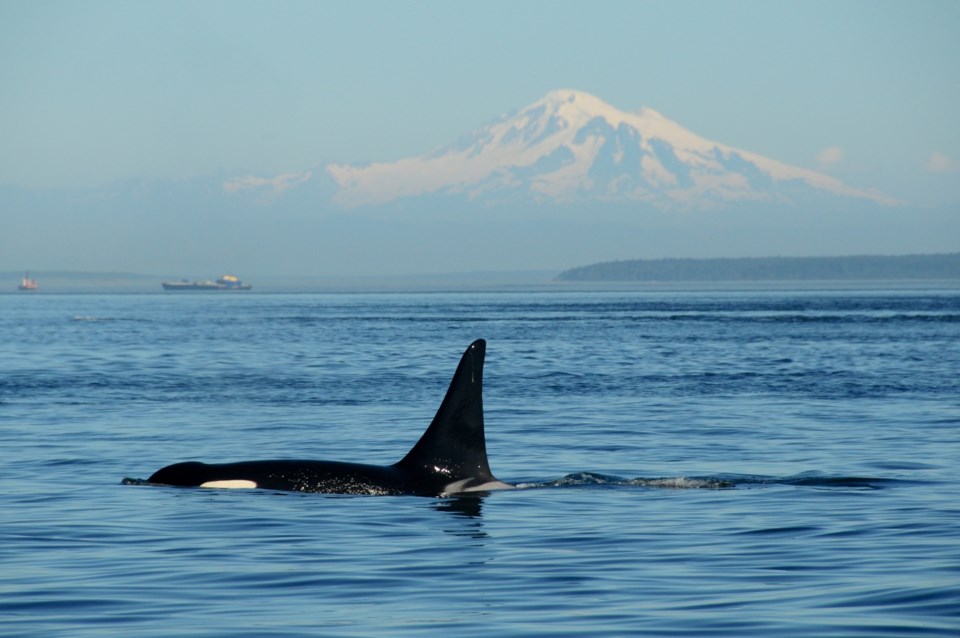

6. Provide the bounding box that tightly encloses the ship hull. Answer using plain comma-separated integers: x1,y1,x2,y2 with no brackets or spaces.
162,282,252,291
162,275,252,291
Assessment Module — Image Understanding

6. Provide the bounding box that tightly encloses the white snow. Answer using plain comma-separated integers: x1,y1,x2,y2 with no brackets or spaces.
325,89,895,208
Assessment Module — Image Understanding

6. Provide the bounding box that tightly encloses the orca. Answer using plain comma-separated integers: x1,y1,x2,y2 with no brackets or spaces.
147,339,512,496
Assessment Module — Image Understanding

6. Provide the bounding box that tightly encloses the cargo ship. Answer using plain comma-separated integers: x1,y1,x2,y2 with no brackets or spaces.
18,273,38,291
161,274,252,291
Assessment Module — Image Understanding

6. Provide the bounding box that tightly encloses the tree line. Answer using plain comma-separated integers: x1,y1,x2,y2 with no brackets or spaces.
556,253,960,281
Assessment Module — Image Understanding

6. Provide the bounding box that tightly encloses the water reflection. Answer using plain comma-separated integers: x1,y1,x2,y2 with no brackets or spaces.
434,495,487,539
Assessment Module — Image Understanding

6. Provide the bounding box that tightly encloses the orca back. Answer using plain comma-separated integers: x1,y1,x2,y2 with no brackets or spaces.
145,339,508,495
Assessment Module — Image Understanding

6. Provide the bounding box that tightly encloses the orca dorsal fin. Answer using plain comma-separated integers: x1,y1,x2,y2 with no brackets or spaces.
395,339,497,485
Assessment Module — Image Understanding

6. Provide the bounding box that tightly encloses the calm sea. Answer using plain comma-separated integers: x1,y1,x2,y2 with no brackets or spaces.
2,289,958,637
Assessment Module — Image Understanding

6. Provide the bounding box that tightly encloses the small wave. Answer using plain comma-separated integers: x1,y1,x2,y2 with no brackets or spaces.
517,472,896,491
629,477,736,489
710,472,899,490
518,472,735,490
777,474,899,489
71,316,153,323
737,525,822,536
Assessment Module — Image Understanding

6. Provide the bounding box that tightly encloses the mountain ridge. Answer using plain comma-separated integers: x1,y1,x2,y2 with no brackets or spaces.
322,89,895,210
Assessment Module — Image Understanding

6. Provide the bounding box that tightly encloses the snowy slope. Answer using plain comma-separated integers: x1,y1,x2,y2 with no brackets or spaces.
325,89,892,209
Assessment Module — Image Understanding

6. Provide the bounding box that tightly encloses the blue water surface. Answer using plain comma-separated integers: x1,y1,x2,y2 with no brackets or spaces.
1,289,959,636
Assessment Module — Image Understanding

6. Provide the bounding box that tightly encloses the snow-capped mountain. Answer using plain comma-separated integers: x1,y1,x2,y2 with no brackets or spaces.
325,89,892,209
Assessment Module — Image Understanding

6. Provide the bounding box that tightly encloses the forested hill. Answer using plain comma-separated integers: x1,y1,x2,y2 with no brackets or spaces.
556,253,960,282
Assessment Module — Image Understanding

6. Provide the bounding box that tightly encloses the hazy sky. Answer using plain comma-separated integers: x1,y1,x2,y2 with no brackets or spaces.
2,1,959,279
2,0,958,206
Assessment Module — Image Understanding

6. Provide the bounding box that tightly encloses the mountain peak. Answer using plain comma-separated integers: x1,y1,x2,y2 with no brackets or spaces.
537,88,618,116
325,90,894,209
524,89,658,133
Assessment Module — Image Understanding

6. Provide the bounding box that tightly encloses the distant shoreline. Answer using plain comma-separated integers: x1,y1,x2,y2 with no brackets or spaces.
556,253,960,282
4,256,960,294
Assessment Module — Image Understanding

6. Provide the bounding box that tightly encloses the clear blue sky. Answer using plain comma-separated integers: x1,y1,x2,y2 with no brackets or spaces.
2,0,958,206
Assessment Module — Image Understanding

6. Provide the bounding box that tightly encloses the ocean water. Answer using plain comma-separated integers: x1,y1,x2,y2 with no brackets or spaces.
1,289,958,637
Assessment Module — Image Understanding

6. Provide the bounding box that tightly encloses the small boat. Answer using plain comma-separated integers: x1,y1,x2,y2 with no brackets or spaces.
18,273,38,291
161,274,252,291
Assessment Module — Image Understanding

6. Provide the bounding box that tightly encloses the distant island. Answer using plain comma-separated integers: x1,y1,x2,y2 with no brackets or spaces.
556,253,960,282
